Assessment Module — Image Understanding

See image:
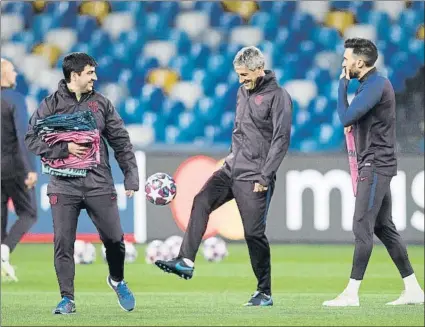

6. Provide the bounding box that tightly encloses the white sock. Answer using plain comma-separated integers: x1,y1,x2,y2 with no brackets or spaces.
403,274,422,292
1,244,10,262
182,258,194,267
345,278,362,296
110,278,121,287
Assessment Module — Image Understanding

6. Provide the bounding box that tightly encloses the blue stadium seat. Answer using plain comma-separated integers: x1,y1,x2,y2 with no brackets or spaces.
168,55,195,81
110,42,138,69
178,112,204,141
307,96,335,124
313,124,343,150
409,39,425,64
140,84,165,112
73,15,98,42
110,1,143,15
3,1,34,27
89,29,113,58
203,125,224,144
32,14,60,41
117,98,143,125
11,31,37,51
271,1,296,25
167,30,192,54
330,1,353,11
138,12,169,40
219,13,243,30
398,9,424,35
349,1,373,17
193,97,222,123
358,11,391,41
45,1,78,27
161,98,186,125
305,68,332,93
313,27,341,51
118,30,146,53
159,2,180,26
189,43,212,69
194,1,224,27
27,85,49,103
289,12,316,40
376,40,399,66
192,69,219,97
96,56,121,83
142,111,166,142
206,54,232,83
386,25,409,50
165,125,183,144
250,12,278,40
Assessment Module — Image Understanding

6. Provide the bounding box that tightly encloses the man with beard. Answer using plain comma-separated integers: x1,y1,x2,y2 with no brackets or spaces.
323,38,424,307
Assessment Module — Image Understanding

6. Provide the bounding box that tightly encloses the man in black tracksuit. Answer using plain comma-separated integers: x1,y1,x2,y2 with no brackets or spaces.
156,46,292,306
1,58,38,282
323,38,424,307
25,53,139,314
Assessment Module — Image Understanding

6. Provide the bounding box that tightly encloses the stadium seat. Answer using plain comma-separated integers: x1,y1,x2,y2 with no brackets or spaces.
117,98,143,125
330,1,352,11
167,30,192,54
314,27,341,51
230,26,264,47
418,25,425,40
45,28,77,53
399,9,424,35
206,54,233,83
325,11,355,34
34,68,63,93
25,96,38,116
74,15,98,43
219,12,243,30
1,14,25,41
358,11,391,40
138,12,169,40
118,30,146,52
221,1,259,20
102,12,134,40
79,1,111,24
250,12,278,40
110,42,138,69
308,96,336,124
409,39,425,63
192,69,219,97
284,80,318,109
299,1,330,23
201,28,226,51
27,85,49,103
374,1,405,20
270,1,297,25
386,25,409,50
168,55,195,81
140,84,166,112
344,24,377,42
125,124,155,146
192,97,222,123
45,1,78,27
142,111,166,142
144,41,177,67
2,2,33,27
178,112,204,140
88,29,113,58
305,67,332,93
169,82,203,110
175,11,210,40
194,1,224,27
147,69,180,94
289,12,317,40
189,43,212,68
22,54,50,83
161,98,186,125
98,83,129,107
2,42,27,66
11,31,37,51
95,55,121,83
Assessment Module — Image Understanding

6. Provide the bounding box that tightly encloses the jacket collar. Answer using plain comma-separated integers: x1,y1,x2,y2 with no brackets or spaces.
249,70,278,94
359,67,377,84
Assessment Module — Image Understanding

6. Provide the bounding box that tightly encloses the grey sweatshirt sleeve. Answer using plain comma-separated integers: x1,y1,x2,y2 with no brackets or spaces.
104,100,139,191
25,99,69,159
259,88,292,186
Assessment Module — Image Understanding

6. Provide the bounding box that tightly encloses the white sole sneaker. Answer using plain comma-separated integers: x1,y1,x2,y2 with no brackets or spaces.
323,294,359,307
1,260,18,282
386,291,424,305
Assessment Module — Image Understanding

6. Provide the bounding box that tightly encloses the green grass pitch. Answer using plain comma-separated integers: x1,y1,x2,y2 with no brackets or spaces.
1,243,424,326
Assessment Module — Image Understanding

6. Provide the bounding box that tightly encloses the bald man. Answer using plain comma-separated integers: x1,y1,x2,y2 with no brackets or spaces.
1,58,38,281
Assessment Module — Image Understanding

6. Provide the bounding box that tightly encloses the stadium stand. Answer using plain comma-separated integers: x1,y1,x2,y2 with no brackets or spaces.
1,0,424,152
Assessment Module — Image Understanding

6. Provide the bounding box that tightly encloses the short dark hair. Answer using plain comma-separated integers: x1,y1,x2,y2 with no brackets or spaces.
62,52,97,82
344,38,378,67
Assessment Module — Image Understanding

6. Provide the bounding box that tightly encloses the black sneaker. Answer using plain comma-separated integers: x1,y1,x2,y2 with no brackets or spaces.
155,257,194,280
243,291,273,306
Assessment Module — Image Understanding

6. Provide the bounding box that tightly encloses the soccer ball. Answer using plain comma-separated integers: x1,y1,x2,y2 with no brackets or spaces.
101,240,138,263
202,237,228,262
164,235,183,259
145,240,172,264
74,240,96,264
145,172,177,206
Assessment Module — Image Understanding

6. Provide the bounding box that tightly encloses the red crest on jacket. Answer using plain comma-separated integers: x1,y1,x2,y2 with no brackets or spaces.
88,101,99,113
254,95,264,105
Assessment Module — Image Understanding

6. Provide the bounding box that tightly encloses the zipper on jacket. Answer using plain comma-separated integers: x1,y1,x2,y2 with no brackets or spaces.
231,94,250,179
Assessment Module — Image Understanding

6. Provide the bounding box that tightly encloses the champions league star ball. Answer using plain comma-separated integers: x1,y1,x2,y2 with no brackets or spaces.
145,240,172,264
202,237,228,262
101,241,138,263
74,240,96,264
145,172,177,206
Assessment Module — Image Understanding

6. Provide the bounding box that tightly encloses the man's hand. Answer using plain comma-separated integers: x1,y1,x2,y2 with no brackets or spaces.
68,142,89,159
344,126,353,134
253,182,268,193
25,172,38,189
340,67,350,80
125,190,135,198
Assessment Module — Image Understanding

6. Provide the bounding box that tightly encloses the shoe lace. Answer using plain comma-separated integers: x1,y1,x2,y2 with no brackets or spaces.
116,281,132,299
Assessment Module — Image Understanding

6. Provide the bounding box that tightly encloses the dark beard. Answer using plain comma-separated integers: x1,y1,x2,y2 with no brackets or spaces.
349,69,359,79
